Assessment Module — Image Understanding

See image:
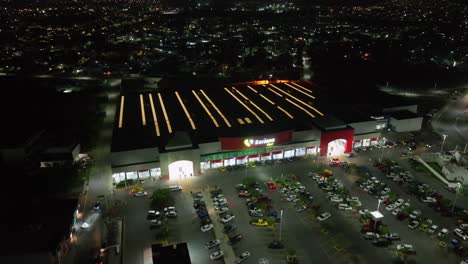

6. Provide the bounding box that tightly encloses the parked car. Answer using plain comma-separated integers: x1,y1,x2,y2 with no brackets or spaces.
364,232,380,240
408,221,420,229
229,234,243,245
317,212,331,222
133,191,148,197
201,224,214,232
210,251,224,260
234,251,251,263
338,203,352,210
205,239,220,249
409,210,422,219
221,214,235,223
438,228,449,237
384,233,400,240
454,228,468,240
396,244,415,254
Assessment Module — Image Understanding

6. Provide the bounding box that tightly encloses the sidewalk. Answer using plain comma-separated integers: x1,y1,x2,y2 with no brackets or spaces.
202,190,236,263
105,217,123,264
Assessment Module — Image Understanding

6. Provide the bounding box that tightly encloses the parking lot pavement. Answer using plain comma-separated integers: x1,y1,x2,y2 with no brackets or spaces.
202,190,236,263
325,158,462,263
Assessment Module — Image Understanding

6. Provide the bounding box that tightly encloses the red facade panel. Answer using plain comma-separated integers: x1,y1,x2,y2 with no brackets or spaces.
319,128,354,156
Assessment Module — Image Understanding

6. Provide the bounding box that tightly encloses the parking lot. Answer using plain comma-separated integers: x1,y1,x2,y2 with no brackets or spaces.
116,138,467,264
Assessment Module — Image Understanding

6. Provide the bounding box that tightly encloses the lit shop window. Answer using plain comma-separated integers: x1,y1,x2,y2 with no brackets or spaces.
236,156,247,165
224,158,236,166
284,149,295,158
306,147,316,155
295,148,306,156
200,161,211,170
272,151,283,160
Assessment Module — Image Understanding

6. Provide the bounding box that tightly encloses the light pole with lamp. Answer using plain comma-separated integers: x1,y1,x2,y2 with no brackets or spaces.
379,138,387,161
440,134,448,153
451,182,463,213
376,199,381,211
100,244,120,255
279,209,284,242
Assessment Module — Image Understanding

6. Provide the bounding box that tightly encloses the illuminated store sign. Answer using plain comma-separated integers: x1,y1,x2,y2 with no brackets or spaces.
243,138,275,147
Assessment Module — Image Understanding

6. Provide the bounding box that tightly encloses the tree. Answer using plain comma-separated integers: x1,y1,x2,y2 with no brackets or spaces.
348,163,358,175
242,176,257,187
377,225,390,235
150,189,171,209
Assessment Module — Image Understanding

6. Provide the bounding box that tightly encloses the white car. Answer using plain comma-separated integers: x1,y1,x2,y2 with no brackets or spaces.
205,239,220,249
286,195,297,201
346,196,359,202
296,205,307,212
359,209,370,215
401,202,411,210
169,185,182,191
397,244,414,252
201,224,214,232
338,203,352,210
221,214,235,223
409,210,422,219
234,251,251,263
164,206,176,212
165,211,177,218
408,221,419,229
134,191,148,197
428,225,438,234
421,197,437,203
80,222,90,229
330,197,343,203
438,228,449,237
454,228,468,240
214,200,228,207
216,207,229,214
210,251,224,260
394,198,404,207
386,204,397,211
292,198,301,204
317,212,331,222
392,208,402,216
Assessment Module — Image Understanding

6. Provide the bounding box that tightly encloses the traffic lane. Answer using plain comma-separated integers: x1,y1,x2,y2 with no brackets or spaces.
299,175,395,263
122,194,154,264
331,169,460,263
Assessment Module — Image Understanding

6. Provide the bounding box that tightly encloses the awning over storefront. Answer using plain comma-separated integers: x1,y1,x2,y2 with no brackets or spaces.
371,137,379,141
211,159,223,163
272,151,283,155
261,152,271,156
236,156,246,160
248,154,259,158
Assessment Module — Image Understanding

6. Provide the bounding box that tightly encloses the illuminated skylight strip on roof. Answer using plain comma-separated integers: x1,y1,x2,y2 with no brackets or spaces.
247,85,258,93
259,94,275,105
148,94,160,137
233,88,274,122
270,84,324,116
237,118,245,125
175,91,196,130
224,88,264,124
277,106,294,119
158,93,172,134
284,83,316,99
139,94,147,126
200,90,232,128
291,82,314,93
118,96,125,128
285,98,315,118
245,117,252,124
192,90,219,128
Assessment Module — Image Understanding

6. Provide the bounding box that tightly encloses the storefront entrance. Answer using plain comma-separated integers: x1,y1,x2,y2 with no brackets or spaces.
168,160,194,181
327,139,347,156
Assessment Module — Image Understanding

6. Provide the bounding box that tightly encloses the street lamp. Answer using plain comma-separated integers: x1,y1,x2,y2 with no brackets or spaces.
451,182,463,213
279,209,284,242
377,199,381,212
440,134,448,153
379,138,387,161
100,244,120,255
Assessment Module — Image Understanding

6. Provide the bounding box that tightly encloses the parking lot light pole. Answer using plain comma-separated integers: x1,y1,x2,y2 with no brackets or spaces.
377,199,381,211
440,134,448,153
279,209,284,242
451,183,462,213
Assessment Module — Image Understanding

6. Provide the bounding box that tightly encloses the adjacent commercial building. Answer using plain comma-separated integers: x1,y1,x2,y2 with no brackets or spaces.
111,79,422,183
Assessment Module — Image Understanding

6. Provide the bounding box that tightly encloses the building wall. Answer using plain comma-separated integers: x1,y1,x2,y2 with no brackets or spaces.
383,105,418,114
71,144,81,160
389,117,423,132
199,142,222,156
292,129,320,142
111,147,160,167
348,121,380,135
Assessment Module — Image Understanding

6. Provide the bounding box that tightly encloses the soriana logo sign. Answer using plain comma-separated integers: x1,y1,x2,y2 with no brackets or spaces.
219,130,293,150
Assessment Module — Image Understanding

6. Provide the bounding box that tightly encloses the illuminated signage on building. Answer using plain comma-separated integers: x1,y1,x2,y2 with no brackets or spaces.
243,138,275,147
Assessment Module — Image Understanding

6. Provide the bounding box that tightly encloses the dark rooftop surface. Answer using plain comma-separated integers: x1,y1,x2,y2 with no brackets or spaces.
0,198,77,256
390,110,421,120
111,79,418,153
152,243,191,264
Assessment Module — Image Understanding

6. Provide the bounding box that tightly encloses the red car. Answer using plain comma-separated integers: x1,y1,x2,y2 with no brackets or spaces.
238,191,251,197
330,158,341,166
258,196,272,203
266,182,276,190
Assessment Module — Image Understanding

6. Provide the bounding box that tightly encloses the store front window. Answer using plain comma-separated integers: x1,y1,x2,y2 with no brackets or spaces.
168,160,194,180
261,153,272,160
362,138,370,147
306,146,316,155
138,170,150,178
211,160,223,168
126,171,137,180
200,161,211,170
353,140,362,149
272,151,283,160
236,156,247,165
224,157,236,166
295,148,306,156
284,149,295,158
112,172,126,183
248,154,260,162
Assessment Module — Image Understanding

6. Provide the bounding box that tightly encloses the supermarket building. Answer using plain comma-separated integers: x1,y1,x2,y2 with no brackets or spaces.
110,79,423,182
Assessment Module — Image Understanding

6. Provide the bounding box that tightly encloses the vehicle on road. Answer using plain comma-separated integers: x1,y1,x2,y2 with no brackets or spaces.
164,206,176,212
229,234,243,245
147,210,161,219
250,219,273,227
221,214,235,223
133,191,148,197
408,221,419,229
317,212,331,222
205,239,220,249
454,228,468,240
131,187,144,194
150,219,162,228
169,185,182,191
235,251,251,263
210,251,224,260
397,244,415,254
201,224,214,232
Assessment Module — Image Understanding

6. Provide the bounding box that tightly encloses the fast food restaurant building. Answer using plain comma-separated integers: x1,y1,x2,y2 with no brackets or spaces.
110,80,422,183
